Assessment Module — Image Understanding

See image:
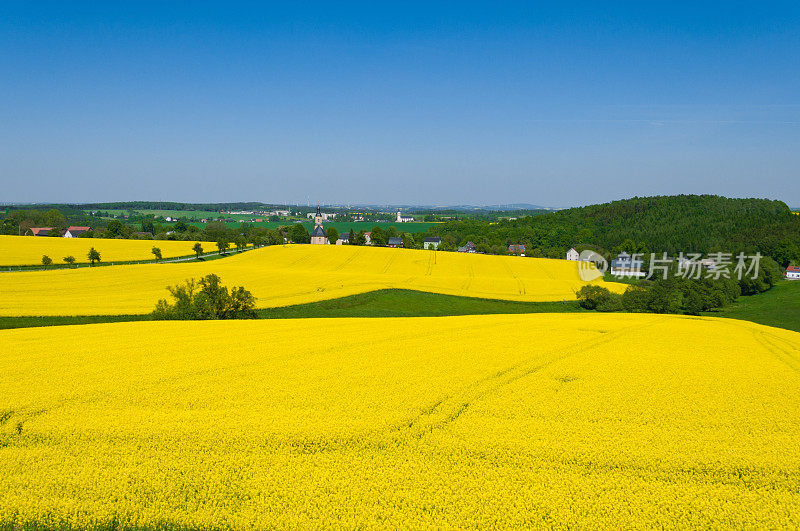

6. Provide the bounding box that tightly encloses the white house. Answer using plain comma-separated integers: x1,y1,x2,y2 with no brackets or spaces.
787,266,800,280
63,226,91,238
610,252,646,278
424,237,441,250
307,211,337,221
396,211,414,223
566,248,579,261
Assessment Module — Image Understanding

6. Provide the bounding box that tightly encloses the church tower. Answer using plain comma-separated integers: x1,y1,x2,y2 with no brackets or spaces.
310,206,328,244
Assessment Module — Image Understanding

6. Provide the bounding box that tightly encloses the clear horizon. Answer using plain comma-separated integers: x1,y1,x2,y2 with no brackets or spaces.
2,2,799,207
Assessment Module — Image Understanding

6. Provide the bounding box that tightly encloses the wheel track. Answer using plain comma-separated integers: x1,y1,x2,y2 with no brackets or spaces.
751,329,800,374
395,316,669,440
425,250,436,276
501,260,526,295
333,247,364,272
380,252,398,274
460,261,475,293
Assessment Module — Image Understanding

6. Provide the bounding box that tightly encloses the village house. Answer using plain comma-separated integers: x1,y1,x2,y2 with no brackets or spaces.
27,227,53,236
424,236,441,250
786,265,800,280
566,248,580,261
364,232,371,245
336,232,350,245
63,226,91,238
310,206,328,244
387,237,403,248
458,241,477,253
610,252,646,277
307,211,336,221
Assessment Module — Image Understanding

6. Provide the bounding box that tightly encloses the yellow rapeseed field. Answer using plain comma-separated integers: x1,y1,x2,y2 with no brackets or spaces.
1,313,799,527
0,234,220,265
0,244,623,316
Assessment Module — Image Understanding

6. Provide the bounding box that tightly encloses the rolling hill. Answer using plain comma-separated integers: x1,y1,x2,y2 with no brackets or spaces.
0,244,623,316
1,313,798,527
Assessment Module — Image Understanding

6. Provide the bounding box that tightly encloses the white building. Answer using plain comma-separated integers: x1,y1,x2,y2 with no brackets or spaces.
307,211,337,221
424,237,441,250
610,252,646,278
566,248,579,261
63,226,91,238
787,266,800,280
396,211,414,223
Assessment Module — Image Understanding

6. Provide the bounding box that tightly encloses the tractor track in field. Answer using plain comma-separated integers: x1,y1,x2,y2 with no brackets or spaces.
396,316,668,440
425,250,436,276
460,261,475,293
501,260,526,295
380,252,398,274
333,248,364,271
751,329,800,374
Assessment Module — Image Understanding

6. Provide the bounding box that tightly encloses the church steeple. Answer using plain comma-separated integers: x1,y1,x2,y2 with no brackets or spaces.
310,205,327,244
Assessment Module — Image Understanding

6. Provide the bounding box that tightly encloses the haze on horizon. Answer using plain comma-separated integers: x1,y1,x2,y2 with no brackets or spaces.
1,2,799,208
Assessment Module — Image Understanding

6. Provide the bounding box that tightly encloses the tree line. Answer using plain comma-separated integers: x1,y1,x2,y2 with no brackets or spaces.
421,195,800,266
576,257,784,315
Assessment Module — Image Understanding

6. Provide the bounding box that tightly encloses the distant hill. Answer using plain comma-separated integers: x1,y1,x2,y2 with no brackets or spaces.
428,195,800,266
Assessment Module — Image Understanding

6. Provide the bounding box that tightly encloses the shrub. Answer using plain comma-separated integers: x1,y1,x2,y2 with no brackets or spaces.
576,285,614,310
152,274,257,320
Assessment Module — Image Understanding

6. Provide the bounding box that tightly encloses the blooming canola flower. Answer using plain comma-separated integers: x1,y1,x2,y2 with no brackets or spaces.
0,244,623,316
0,313,799,527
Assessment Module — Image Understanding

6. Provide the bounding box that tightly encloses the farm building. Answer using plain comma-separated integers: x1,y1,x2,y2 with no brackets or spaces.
787,266,800,280
566,248,579,261
310,207,328,245
424,237,441,250
387,237,403,248
27,227,53,237
610,252,646,278
458,241,477,253
508,244,525,254
63,226,91,238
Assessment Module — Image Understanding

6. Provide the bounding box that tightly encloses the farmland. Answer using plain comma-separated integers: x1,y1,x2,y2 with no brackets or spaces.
0,235,219,266
85,209,437,233
0,245,624,316
1,314,799,528
186,220,438,233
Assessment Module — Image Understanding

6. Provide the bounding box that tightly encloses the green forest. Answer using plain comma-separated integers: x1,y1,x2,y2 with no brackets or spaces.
425,195,800,266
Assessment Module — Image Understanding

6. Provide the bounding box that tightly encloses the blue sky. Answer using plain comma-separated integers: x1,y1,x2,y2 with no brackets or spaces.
1,2,799,207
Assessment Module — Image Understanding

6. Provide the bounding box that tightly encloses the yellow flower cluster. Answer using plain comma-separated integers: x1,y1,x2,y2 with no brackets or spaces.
0,244,622,316
1,313,799,527
0,234,218,265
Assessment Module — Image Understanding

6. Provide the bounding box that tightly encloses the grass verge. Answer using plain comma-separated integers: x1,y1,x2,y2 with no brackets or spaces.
703,280,800,332
0,289,584,330
1,283,797,332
